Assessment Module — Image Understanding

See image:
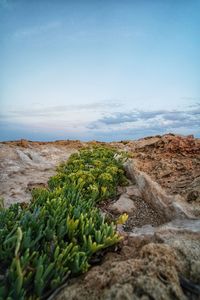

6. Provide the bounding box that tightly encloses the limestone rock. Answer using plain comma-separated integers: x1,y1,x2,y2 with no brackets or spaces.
109,193,136,214
125,185,141,197
124,160,195,220
0,142,79,207
54,238,192,300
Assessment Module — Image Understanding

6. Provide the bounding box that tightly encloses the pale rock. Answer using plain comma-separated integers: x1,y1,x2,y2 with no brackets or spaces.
109,193,136,214
117,186,126,194
125,185,141,197
0,143,78,207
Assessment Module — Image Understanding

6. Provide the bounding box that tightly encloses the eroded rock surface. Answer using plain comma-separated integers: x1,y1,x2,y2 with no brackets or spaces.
125,134,200,202
54,233,200,300
0,135,200,299
0,140,82,206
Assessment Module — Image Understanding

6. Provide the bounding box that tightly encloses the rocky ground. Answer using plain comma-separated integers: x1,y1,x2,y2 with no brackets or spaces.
0,139,83,206
0,134,200,299
123,134,200,204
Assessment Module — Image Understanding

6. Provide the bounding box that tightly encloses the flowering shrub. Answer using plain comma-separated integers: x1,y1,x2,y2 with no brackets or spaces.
0,146,128,299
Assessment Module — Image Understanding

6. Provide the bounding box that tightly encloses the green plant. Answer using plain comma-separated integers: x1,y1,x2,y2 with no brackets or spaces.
0,146,128,299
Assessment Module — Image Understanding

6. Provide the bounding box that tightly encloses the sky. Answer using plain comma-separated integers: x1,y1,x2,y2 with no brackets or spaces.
0,0,199,141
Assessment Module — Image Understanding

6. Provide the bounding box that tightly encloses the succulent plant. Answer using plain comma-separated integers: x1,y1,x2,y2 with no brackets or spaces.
0,146,127,299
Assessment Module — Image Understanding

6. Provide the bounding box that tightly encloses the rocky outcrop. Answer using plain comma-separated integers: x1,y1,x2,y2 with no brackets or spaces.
0,134,200,300
124,159,195,220
121,134,200,217
129,134,200,155
0,142,79,206
53,231,200,300
123,134,199,183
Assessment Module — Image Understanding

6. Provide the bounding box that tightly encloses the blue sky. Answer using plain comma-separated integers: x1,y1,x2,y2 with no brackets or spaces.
0,0,199,141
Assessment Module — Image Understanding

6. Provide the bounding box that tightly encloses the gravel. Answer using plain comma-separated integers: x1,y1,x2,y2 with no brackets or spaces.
124,195,165,231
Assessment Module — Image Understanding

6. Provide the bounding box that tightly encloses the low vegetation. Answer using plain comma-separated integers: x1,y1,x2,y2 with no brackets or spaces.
0,146,128,299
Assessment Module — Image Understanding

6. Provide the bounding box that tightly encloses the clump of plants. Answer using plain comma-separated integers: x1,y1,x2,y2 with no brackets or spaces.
0,146,128,299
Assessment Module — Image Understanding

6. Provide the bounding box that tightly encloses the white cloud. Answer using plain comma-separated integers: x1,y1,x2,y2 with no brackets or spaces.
1,102,200,140
0,101,122,132
87,105,200,135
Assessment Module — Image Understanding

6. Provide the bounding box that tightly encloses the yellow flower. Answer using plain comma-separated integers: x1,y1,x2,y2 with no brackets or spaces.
116,213,128,225
101,186,107,195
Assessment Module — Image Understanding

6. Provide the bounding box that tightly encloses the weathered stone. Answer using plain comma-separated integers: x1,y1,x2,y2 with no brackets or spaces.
117,186,126,194
124,159,195,220
0,142,79,207
103,283,134,300
109,194,136,214
125,134,200,202
125,185,141,197
187,190,199,202
54,238,193,300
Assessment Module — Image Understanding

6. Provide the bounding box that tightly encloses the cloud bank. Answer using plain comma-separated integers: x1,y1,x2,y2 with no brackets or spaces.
0,102,199,141
88,107,200,130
